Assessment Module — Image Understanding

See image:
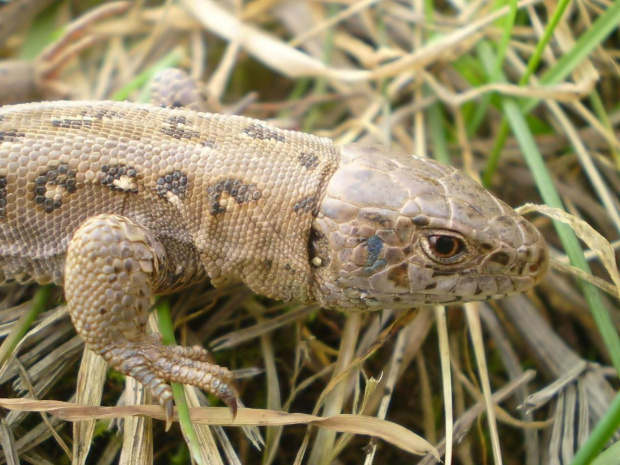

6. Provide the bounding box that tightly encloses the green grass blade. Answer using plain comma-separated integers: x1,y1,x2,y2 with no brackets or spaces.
0,286,52,366
111,49,183,102
156,298,207,465
520,0,571,86
483,0,619,184
427,99,450,164
467,0,518,135
502,100,620,372
505,97,620,463
522,0,620,113
571,392,620,465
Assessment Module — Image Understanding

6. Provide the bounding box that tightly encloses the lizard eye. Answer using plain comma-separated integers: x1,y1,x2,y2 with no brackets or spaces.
422,233,467,264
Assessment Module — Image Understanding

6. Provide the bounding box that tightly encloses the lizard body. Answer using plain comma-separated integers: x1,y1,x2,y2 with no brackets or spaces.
0,98,548,420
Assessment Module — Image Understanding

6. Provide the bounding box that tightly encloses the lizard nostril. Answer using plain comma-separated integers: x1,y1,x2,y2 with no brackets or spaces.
529,263,539,273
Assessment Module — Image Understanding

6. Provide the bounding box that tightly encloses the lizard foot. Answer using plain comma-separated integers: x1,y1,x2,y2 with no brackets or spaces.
65,214,238,430
103,338,237,430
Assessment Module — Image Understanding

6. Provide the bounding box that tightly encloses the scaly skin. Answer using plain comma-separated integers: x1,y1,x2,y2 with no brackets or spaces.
0,97,548,423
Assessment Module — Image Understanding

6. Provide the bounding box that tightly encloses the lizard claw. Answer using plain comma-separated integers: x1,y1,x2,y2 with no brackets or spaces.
222,392,238,420
164,399,174,432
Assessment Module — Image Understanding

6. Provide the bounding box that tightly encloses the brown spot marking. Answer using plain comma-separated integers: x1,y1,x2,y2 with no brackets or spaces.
480,242,495,252
387,263,409,289
425,282,437,290
293,196,317,214
470,203,485,216
242,123,285,142
89,107,121,120
412,216,430,227
51,115,96,129
33,163,78,213
489,251,510,266
299,152,319,170
0,129,26,142
207,179,262,216
156,170,188,200
0,176,6,218
494,215,513,227
264,259,273,268
161,115,200,140
360,211,391,228
101,164,139,194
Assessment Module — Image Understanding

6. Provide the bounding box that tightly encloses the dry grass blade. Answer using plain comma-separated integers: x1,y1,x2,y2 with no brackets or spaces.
435,306,454,465
0,0,55,46
210,304,318,350
518,203,620,295
1,417,20,465
181,0,368,81
550,259,619,299
499,295,619,462
119,378,153,465
308,313,361,464
465,304,502,465
520,361,588,413
0,397,438,457
72,348,107,465
419,370,538,465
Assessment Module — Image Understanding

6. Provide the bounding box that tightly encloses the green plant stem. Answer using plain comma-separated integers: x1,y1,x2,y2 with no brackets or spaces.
156,298,206,465
0,286,52,366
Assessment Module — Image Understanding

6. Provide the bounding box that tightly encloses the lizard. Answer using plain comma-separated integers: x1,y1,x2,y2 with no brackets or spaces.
0,72,549,426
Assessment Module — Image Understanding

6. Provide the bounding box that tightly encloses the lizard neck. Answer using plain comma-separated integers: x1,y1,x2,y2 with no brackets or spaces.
186,121,341,303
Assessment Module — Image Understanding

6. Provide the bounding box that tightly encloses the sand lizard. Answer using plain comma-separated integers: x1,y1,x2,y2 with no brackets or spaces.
0,72,549,424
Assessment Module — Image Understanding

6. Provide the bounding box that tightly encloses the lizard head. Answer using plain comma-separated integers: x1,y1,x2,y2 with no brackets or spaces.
310,144,548,310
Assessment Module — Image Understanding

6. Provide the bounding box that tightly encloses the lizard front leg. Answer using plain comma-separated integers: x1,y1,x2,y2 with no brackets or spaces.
64,214,237,424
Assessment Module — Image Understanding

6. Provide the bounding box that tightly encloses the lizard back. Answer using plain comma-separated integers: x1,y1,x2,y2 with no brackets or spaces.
0,100,340,301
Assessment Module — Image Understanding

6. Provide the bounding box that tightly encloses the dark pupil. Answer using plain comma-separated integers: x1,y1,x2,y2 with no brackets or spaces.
430,235,461,257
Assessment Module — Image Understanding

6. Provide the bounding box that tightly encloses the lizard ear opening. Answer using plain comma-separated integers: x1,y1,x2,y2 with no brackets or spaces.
308,225,329,269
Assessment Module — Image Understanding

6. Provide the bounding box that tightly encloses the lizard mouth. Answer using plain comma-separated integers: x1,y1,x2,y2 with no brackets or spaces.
311,234,549,310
